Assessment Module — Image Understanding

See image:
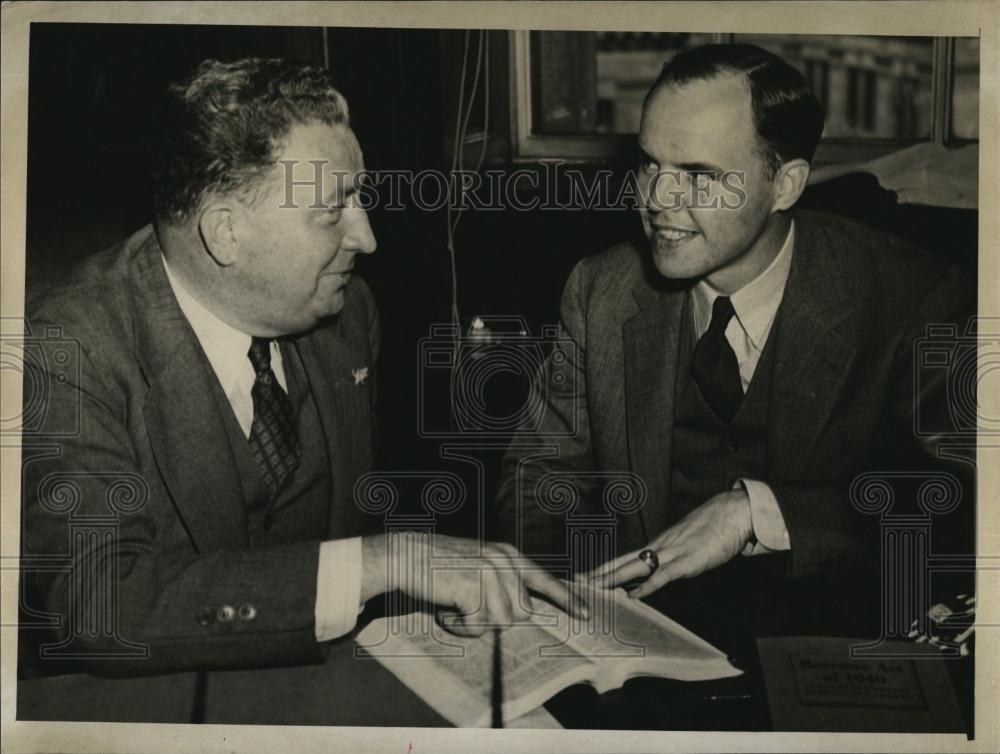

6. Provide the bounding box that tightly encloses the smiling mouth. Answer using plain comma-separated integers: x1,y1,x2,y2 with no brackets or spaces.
321,271,353,289
652,226,699,248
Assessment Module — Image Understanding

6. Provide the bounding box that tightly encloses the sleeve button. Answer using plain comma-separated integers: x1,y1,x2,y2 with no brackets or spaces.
217,604,236,623
196,607,215,627
238,603,258,621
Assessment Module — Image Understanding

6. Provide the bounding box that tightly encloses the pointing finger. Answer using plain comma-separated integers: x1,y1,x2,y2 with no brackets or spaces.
523,568,590,620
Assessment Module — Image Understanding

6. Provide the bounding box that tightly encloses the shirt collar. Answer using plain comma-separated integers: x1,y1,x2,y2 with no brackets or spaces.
161,254,252,397
692,220,795,349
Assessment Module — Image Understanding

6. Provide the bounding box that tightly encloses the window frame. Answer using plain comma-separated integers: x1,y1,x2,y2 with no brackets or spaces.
509,31,974,166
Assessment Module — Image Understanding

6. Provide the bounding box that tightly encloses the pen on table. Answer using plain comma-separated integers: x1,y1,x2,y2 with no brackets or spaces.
704,693,752,701
491,627,504,728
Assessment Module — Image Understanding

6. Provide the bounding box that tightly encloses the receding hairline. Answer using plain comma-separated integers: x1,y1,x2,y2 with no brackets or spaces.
643,68,790,177
269,119,365,188
645,68,753,110
269,120,365,204
273,119,361,158
642,72,761,145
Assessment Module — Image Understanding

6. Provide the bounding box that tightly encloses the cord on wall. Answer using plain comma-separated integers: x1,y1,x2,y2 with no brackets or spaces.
447,30,491,337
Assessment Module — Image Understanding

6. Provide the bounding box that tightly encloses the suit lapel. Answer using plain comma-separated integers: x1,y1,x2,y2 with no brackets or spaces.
130,233,249,552
290,322,370,539
768,213,859,477
621,212,862,537
623,284,686,542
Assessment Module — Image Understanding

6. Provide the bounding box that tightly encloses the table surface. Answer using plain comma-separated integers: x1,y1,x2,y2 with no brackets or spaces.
17,565,972,731
326,564,973,733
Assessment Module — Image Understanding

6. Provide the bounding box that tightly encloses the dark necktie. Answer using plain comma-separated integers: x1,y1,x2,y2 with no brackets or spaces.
692,296,744,424
247,337,300,496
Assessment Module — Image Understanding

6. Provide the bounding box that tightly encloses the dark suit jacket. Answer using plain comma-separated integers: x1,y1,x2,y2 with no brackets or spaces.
497,210,973,582
18,225,380,717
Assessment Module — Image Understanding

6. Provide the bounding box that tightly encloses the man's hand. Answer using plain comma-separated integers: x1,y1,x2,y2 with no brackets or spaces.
585,489,754,599
360,532,589,636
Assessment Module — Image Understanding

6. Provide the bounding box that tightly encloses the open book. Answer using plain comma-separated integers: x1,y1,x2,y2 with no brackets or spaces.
355,582,741,727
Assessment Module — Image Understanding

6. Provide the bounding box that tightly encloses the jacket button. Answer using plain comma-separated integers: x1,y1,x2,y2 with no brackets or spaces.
262,514,274,531
238,603,258,621
196,607,215,627
727,438,740,452
217,604,236,623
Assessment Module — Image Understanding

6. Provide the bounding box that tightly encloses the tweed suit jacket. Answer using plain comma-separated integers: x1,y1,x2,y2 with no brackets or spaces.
497,210,973,579
19,224,380,681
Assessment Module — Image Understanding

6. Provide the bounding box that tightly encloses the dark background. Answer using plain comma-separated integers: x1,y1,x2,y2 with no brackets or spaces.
26,23,978,538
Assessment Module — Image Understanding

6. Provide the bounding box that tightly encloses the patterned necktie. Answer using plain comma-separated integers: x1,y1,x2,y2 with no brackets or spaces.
692,296,744,424
247,337,300,496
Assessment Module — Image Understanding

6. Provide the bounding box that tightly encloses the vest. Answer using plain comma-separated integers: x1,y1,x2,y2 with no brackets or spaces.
667,294,777,525
207,341,334,548
640,295,787,647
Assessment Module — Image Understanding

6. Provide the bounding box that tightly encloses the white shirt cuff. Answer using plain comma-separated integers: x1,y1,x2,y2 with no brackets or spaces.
314,536,365,641
736,479,791,556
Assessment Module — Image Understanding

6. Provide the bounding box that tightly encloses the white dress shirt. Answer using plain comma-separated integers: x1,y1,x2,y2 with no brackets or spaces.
162,255,363,641
690,222,795,554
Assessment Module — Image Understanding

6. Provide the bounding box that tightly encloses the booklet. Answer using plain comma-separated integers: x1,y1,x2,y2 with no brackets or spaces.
757,636,967,733
355,582,741,727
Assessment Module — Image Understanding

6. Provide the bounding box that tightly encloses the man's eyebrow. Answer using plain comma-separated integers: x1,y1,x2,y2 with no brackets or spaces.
636,146,656,164
634,148,724,175
675,161,724,174
322,179,360,206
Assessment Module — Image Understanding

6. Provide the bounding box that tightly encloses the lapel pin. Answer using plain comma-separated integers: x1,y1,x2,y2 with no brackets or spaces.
352,367,369,386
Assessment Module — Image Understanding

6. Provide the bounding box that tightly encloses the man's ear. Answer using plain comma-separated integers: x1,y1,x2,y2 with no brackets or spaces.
770,158,811,213
197,201,241,267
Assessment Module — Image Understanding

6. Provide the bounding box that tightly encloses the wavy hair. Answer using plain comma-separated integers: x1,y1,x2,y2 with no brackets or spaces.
150,57,350,224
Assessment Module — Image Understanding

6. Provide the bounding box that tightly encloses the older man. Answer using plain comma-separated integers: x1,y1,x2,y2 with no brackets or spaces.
496,44,973,643
19,58,580,723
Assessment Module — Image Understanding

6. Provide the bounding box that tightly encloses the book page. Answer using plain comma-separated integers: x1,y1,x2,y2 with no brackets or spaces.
534,581,647,659
601,591,742,682
535,581,740,678
355,584,740,726
609,588,735,660
355,611,596,727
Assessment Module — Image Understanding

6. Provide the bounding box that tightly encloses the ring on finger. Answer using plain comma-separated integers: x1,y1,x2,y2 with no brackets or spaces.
637,549,659,574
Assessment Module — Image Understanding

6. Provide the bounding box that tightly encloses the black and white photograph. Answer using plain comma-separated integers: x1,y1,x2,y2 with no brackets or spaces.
1,2,997,753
